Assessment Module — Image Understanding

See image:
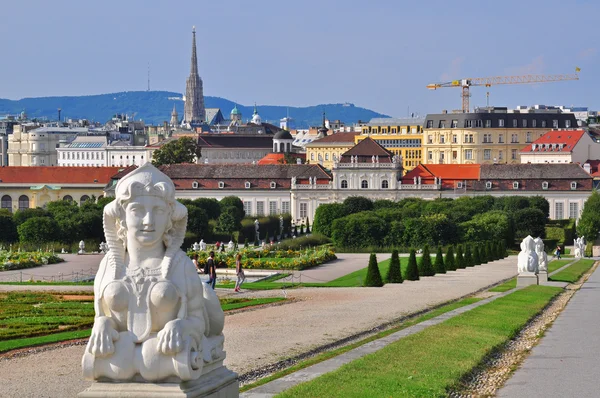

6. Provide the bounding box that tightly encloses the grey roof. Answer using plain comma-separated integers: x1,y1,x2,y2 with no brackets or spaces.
197,135,273,149
480,163,591,179
159,163,331,179
424,112,577,129
273,130,293,140
31,127,89,134
64,136,107,148
367,117,425,126
205,108,225,125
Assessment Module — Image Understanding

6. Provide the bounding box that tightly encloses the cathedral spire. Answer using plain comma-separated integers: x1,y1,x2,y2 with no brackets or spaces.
184,26,205,126
190,26,198,75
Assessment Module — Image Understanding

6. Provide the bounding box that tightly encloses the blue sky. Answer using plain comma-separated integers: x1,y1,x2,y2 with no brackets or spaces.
0,0,597,117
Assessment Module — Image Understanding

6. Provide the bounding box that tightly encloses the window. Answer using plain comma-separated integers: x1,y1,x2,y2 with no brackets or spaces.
566,120,571,128
511,134,518,143
282,201,290,214
498,119,505,127
465,120,473,128
192,181,199,189
269,201,278,215
1,195,12,212
483,133,492,143
440,135,445,144
18,195,29,210
542,181,549,190
452,134,458,143
485,120,491,128
498,134,504,143
526,132,532,143
381,180,389,189
439,152,445,162
570,182,577,190
243,201,252,216
270,181,277,189
552,120,559,128
555,202,564,219
299,203,308,218
452,150,458,160
532,120,537,128
484,149,491,160
522,119,527,128
439,120,446,128
218,181,224,189
513,182,519,189
512,119,518,128
63,195,73,202
569,202,579,219
457,182,463,189
464,149,473,160
498,150,503,160
325,153,329,161
451,120,458,128
426,120,433,128
511,149,518,160
245,181,251,189
428,151,433,160
311,153,314,161
80,195,90,205
541,120,547,128
485,181,492,189
361,180,368,189
475,120,483,128
341,180,348,189
256,201,265,216
427,135,433,144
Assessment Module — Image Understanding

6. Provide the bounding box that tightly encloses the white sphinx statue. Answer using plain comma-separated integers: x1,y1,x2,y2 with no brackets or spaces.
574,236,585,259
534,237,548,273
80,163,237,396
517,235,539,274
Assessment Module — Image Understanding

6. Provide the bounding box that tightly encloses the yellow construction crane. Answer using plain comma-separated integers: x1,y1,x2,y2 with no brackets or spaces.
427,70,580,113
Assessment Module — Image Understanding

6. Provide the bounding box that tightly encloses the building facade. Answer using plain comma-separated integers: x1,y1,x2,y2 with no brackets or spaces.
422,108,578,165
304,132,359,169
57,136,108,167
7,125,86,166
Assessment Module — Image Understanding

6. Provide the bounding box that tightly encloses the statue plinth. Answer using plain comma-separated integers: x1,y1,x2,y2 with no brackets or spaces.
537,271,548,283
79,366,238,398
517,272,538,287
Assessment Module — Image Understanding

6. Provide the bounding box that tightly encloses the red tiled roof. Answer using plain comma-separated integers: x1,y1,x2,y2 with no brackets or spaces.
402,164,480,188
520,130,585,153
0,167,124,184
257,153,306,165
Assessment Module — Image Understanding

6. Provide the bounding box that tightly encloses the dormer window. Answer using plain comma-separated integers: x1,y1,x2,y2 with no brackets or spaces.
542,181,549,190
192,181,199,189
456,182,463,189
218,181,224,189
513,182,519,189
245,181,251,189
270,181,277,189
485,181,492,189
571,182,577,190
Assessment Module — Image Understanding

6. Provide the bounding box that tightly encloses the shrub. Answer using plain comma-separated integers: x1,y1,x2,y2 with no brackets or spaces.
305,218,311,234
18,217,60,243
445,246,456,271
464,245,474,267
277,233,331,251
0,214,18,243
313,203,346,237
456,245,466,269
343,196,374,214
485,241,494,262
364,253,384,287
331,213,388,249
473,245,482,265
386,249,403,283
418,245,435,276
405,249,420,281
514,208,547,239
434,246,445,274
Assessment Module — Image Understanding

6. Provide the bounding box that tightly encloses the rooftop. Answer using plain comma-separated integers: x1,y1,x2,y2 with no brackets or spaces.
520,130,586,153
0,166,123,184
304,131,360,146
367,117,425,126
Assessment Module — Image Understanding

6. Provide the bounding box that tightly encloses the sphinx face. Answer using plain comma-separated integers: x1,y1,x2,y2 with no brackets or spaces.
126,196,170,248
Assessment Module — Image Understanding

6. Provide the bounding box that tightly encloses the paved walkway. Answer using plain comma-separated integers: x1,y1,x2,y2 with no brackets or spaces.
0,254,103,283
498,261,600,398
0,257,517,398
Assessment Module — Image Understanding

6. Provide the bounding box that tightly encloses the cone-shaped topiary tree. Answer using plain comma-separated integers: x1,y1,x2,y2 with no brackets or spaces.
405,249,420,281
464,245,474,267
434,246,446,274
364,253,384,287
501,240,507,258
473,245,482,265
456,245,466,269
445,246,456,271
495,241,502,260
419,245,435,276
386,249,403,283
486,241,494,262
305,218,311,234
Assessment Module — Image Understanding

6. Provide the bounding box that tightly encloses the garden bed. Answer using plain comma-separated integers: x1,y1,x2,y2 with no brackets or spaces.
0,251,64,271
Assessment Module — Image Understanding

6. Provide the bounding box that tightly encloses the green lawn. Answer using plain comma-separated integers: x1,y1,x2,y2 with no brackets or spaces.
547,259,574,273
488,278,516,292
550,259,596,283
0,293,285,353
241,297,482,393
277,286,561,398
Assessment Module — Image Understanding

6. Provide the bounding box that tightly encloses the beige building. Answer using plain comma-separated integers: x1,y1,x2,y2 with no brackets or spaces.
305,132,359,169
421,108,578,165
8,125,87,166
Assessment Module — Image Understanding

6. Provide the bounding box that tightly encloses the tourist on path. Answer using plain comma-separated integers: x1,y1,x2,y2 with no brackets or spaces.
556,245,562,259
206,251,217,289
192,253,201,273
235,253,245,292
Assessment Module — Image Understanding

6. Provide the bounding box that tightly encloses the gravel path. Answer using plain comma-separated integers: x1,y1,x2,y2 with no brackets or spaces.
0,257,517,398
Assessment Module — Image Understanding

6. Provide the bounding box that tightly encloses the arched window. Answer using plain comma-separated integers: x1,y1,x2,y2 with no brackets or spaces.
325,153,329,161
1,195,12,212
341,180,348,189
80,195,90,205
63,195,73,202
361,180,368,189
381,180,389,189
18,195,29,210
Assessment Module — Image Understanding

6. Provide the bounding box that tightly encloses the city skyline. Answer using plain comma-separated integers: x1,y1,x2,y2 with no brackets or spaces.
0,0,597,118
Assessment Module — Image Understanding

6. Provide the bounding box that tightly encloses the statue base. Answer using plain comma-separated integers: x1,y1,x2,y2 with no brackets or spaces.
78,367,239,398
538,271,548,283
517,273,538,287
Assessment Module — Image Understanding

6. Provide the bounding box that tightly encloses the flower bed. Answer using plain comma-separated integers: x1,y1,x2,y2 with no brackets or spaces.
187,248,337,270
0,251,64,271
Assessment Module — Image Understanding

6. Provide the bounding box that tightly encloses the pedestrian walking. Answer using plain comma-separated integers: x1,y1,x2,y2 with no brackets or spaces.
556,245,562,260
205,251,217,289
235,253,245,292
192,253,201,273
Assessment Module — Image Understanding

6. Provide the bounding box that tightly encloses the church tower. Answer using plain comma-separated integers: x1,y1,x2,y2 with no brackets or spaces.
170,105,179,127
183,26,205,126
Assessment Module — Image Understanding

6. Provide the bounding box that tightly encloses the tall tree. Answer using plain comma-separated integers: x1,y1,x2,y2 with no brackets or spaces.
364,253,384,287
386,249,403,283
418,245,435,276
445,246,456,271
405,249,420,281
434,246,446,274
456,245,466,269
464,245,474,267
577,190,600,243
151,137,201,166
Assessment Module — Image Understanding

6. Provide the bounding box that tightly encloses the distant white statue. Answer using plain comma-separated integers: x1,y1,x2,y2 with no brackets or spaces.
192,242,200,252
291,176,297,185
517,235,539,274
372,155,376,163
413,177,417,184
574,236,586,258
99,242,109,254
199,239,206,251
78,240,85,255
227,240,234,252
534,237,548,273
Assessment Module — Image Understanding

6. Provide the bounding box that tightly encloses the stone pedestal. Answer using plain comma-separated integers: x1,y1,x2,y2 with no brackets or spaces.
79,367,239,398
517,273,538,287
538,271,548,284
